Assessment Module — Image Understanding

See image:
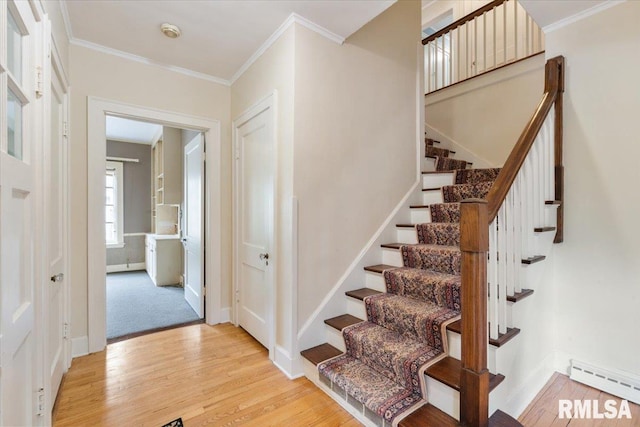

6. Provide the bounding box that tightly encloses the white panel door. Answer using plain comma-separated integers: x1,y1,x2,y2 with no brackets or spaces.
183,134,204,317
45,67,68,407
1,2,40,424
236,102,274,349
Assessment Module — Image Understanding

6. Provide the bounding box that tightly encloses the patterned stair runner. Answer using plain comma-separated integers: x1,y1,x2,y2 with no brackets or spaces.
318,162,501,426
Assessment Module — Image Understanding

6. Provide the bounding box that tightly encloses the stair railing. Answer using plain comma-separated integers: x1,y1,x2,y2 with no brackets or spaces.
423,0,544,94
459,56,564,426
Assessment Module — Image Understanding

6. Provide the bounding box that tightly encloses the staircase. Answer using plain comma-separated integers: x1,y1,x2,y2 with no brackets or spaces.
301,140,520,426
300,56,564,426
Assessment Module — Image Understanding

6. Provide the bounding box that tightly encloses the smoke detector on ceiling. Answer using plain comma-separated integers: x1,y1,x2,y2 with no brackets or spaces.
160,23,181,39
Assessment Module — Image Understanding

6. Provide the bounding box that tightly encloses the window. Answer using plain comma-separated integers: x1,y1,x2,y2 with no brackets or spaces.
105,161,124,248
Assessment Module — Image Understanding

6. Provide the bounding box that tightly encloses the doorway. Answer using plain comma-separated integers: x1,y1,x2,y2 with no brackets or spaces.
87,98,222,353
103,116,205,342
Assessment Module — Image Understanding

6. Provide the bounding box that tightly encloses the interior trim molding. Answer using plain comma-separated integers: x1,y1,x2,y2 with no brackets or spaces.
106,263,146,273
543,0,626,33
71,336,89,357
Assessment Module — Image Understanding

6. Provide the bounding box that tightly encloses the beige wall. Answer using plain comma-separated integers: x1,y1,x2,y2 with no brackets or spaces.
69,44,231,339
230,27,296,352
425,53,544,166
545,1,640,376
294,0,421,326
41,0,70,71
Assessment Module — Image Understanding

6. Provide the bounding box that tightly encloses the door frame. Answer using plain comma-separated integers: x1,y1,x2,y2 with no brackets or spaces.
87,97,222,353
232,92,277,360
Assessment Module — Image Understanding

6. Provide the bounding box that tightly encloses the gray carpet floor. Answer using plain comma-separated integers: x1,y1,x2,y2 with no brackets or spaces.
107,271,201,340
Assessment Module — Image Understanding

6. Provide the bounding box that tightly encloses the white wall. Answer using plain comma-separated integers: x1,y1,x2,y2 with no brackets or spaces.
41,0,70,71
545,1,640,376
230,26,296,356
425,53,544,166
69,44,231,340
294,0,421,327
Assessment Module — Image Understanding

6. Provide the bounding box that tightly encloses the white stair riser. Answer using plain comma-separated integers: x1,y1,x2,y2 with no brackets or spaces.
382,248,403,266
426,376,460,420
410,209,431,224
422,173,455,188
447,330,498,372
365,271,386,292
396,228,418,244
423,157,437,172
423,190,443,205
326,326,346,352
347,297,367,320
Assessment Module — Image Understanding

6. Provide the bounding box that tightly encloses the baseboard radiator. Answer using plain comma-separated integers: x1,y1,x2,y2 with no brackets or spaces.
570,359,640,404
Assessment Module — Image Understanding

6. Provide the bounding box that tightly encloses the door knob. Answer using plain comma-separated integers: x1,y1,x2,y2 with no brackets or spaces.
51,273,64,283
259,253,269,260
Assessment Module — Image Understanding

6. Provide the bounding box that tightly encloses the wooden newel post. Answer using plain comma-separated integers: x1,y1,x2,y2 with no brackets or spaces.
460,199,490,427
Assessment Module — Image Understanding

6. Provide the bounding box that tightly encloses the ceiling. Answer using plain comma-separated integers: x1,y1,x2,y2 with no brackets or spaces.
106,116,162,145
62,1,396,84
518,0,611,29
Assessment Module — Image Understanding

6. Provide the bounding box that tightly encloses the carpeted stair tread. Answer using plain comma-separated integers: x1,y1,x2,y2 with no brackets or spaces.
319,354,424,425
346,288,383,301
416,223,460,246
364,264,398,274
384,267,461,311
401,244,461,275
425,138,440,145
365,294,459,348
454,167,501,184
442,181,493,203
426,356,506,393
425,146,450,158
398,403,458,427
446,319,522,347
341,321,443,393
410,204,431,209
421,170,453,176
324,314,363,331
436,157,469,171
301,343,343,366
429,203,460,223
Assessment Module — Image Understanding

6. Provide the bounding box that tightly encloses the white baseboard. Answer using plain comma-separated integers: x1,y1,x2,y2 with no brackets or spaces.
273,345,304,379
502,352,557,418
71,336,89,358
106,262,146,273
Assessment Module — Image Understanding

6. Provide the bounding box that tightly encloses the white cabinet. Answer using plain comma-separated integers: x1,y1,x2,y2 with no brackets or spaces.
145,234,182,286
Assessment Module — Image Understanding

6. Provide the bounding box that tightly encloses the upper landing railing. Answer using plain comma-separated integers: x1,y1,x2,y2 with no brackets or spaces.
423,0,544,94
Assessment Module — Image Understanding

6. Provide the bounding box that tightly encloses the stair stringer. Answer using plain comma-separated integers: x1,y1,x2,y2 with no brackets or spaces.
297,179,423,356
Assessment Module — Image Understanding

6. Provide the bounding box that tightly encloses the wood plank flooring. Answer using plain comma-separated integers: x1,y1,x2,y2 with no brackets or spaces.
519,372,640,426
53,323,358,426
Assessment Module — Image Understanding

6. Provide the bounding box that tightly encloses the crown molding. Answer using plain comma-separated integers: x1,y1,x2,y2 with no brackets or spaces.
543,0,626,33
230,12,345,85
70,38,231,86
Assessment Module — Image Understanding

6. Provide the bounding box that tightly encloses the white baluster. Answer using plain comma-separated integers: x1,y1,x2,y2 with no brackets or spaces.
505,190,514,297
497,207,507,335
514,173,523,293
489,220,498,340
503,0,507,64
514,0,518,60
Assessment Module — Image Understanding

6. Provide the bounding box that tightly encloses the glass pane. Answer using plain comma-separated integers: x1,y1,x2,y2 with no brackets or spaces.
7,7,23,83
105,188,114,205
105,205,115,223
105,223,116,243
7,89,23,160
105,174,114,188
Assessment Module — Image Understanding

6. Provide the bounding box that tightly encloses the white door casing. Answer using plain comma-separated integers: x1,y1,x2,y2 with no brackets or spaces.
0,1,42,424
86,98,222,353
183,134,204,318
233,93,276,354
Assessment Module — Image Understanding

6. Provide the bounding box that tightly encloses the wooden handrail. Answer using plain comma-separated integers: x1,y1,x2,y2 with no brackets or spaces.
458,56,564,426
485,56,565,221
422,0,507,45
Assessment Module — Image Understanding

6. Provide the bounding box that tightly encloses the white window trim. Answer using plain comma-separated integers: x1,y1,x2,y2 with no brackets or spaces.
106,160,124,248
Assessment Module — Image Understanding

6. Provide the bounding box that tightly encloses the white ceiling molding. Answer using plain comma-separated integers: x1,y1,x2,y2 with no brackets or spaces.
70,38,231,86
542,0,626,33
229,12,344,85
58,0,73,41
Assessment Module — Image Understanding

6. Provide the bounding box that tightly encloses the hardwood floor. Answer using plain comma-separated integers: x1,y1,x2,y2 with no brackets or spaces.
53,324,640,426
519,372,640,426
53,324,359,426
